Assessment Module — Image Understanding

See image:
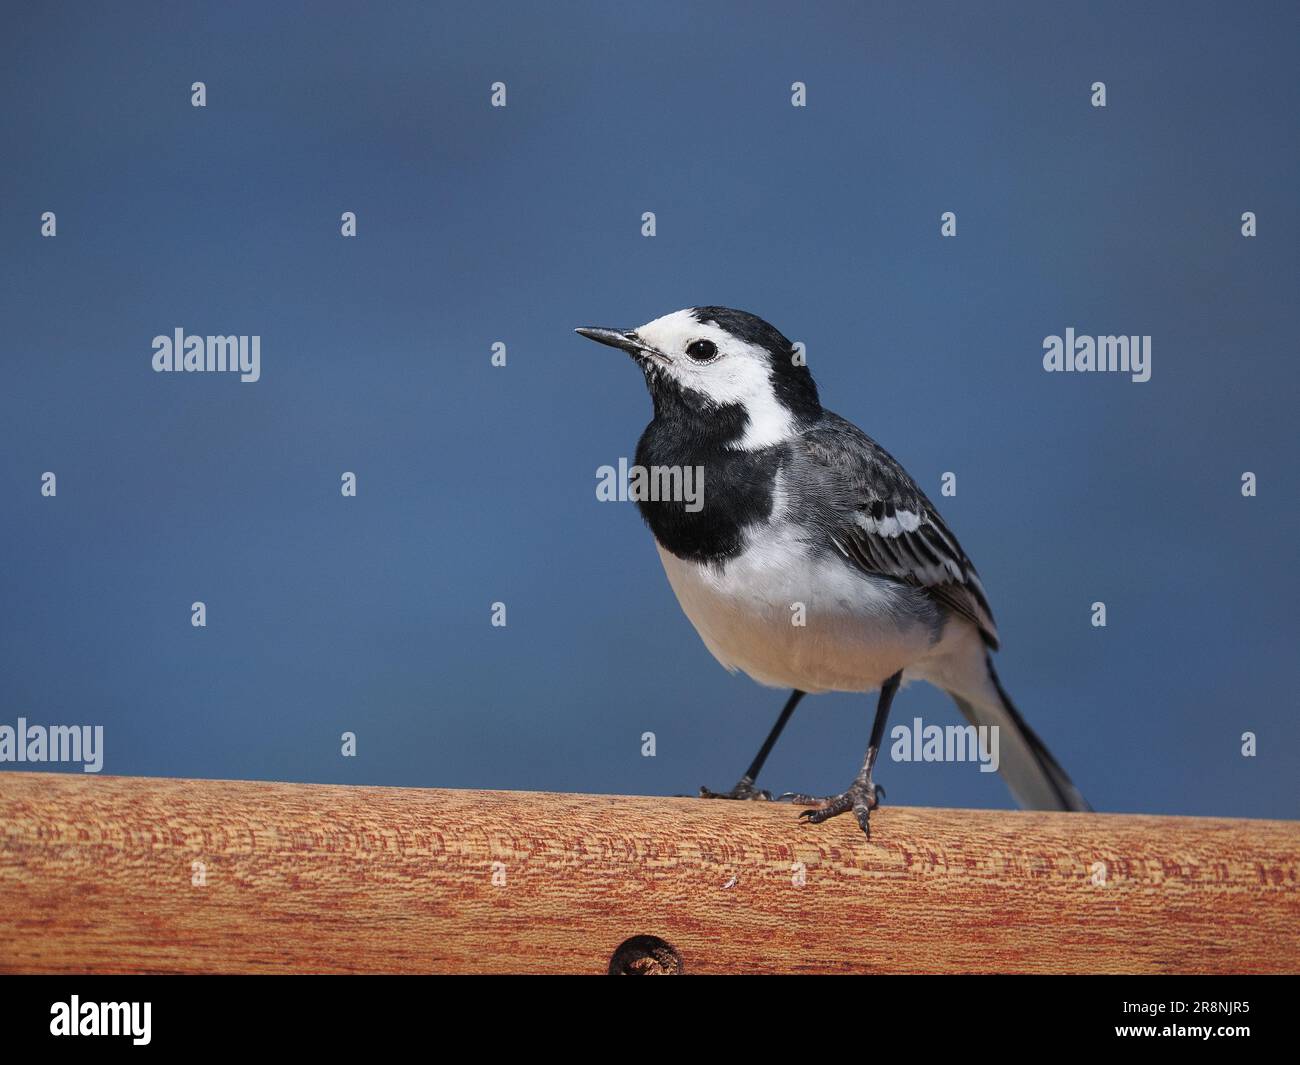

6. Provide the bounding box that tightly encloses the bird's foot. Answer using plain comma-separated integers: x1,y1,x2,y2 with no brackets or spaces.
698,776,773,801
780,782,885,838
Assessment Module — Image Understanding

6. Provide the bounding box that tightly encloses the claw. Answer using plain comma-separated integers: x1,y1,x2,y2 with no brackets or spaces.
792,780,882,839
854,804,873,840
698,778,773,801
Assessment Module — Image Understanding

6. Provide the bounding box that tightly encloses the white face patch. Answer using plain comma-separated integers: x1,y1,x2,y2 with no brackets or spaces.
634,309,796,450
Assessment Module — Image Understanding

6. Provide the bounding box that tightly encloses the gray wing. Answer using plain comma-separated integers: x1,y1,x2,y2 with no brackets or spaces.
790,413,1000,649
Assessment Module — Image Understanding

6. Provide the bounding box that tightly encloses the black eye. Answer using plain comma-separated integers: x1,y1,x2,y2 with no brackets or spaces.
685,339,717,361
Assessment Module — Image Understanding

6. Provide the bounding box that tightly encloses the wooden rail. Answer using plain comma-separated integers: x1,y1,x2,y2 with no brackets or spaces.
0,772,1296,974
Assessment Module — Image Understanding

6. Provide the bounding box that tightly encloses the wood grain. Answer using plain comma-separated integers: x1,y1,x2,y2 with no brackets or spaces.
0,771,1296,974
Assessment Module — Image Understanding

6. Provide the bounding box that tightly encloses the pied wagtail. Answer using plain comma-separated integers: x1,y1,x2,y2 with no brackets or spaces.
577,307,1089,838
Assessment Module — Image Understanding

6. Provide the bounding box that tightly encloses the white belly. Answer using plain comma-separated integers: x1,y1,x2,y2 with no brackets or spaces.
655,530,936,694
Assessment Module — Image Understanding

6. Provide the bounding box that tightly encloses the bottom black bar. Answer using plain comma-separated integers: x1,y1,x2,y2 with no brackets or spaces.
0,973,1292,1050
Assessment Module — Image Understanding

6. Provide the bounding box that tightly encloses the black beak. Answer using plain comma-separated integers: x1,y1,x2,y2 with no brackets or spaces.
575,327,664,361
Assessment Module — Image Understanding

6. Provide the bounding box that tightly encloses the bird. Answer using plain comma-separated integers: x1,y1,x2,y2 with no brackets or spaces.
576,307,1090,838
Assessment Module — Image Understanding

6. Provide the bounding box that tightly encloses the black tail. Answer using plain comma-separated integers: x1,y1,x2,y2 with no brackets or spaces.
948,654,1091,812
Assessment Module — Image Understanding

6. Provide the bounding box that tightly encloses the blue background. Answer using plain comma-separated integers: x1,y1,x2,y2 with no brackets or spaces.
2,1,1296,818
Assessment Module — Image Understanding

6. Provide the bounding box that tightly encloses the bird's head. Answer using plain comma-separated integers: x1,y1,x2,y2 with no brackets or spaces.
576,307,821,449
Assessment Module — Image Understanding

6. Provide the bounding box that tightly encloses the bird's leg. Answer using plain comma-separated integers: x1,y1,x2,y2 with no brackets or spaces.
699,689,805,801
781,671,902,838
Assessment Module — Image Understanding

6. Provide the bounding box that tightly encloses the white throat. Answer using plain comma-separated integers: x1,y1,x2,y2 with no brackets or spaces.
732,392,797,450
